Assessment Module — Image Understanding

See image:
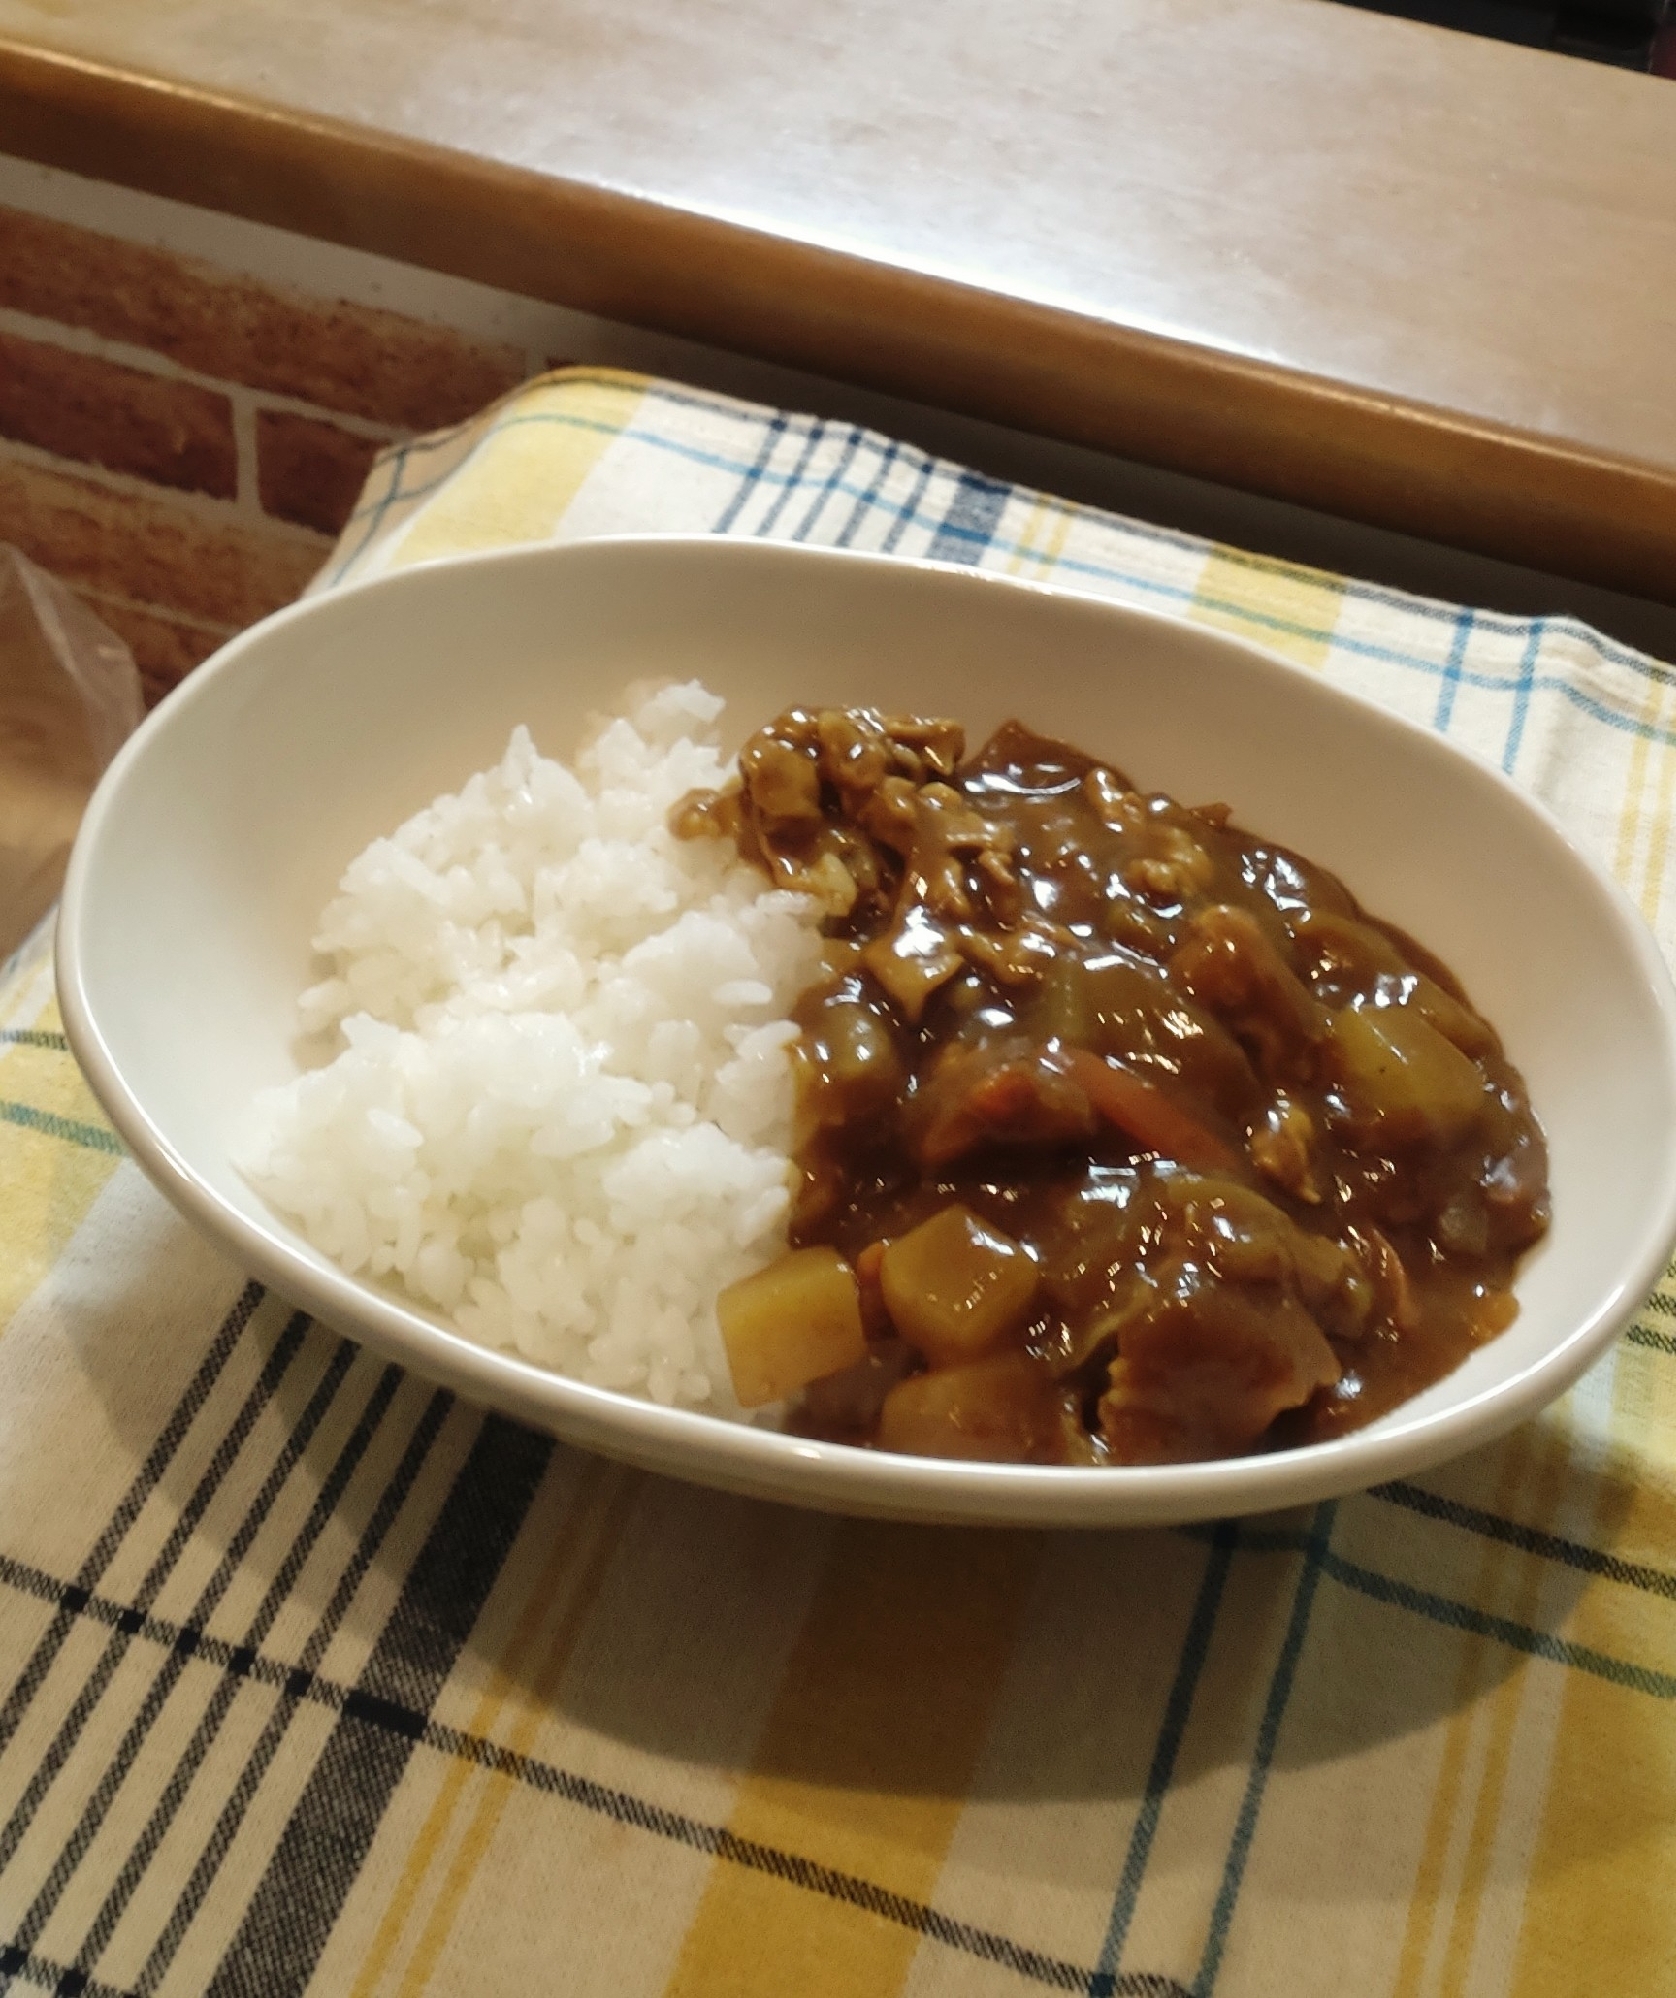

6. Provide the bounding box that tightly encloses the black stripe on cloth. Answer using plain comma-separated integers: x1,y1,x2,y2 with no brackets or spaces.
0,1329,351,1963
1371,1480,1676,1603
0,1538,1205,1998
203,1413,552,1998
398,1726,1192,1998
0,1943,125,1997
1185,1521,1676,1701
1627,1321,1676,1356
11,1464,1676,1991
3,1918,1190,1998
1,1734,1194,1998
0,1537,1188,1998
0,1281,263,1768
0,1309,309,1885
53,1359,407,1986
131,1385,453,1998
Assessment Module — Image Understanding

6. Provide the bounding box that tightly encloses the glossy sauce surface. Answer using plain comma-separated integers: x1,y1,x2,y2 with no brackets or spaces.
680,709,1549,1466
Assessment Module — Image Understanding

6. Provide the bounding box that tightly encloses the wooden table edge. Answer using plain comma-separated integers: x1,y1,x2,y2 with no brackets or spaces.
1,34,1671,605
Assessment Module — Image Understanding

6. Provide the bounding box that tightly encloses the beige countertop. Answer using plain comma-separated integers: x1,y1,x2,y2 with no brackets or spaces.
1,0,1671,598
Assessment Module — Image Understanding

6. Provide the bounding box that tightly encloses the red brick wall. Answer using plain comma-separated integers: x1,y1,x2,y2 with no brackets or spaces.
0,205,527,704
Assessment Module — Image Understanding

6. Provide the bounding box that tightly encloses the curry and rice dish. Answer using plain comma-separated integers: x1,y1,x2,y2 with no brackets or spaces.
246,682,1547,1471
677,706,1549,1467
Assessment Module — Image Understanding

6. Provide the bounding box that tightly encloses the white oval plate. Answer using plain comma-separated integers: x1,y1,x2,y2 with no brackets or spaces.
56,537,1676,1526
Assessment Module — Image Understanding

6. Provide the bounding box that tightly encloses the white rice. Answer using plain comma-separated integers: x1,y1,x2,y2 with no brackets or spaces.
240,680,824,1415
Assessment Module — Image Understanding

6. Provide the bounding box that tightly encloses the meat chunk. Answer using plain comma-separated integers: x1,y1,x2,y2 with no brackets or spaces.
1097,1262,1341,1464
860,904,966,1021
1162,1176,1371,1336
1248,1096,1321,1202
1170,905,1327,1080
738,732,823,828
1122,822,1216,903
913,1042,1099,1167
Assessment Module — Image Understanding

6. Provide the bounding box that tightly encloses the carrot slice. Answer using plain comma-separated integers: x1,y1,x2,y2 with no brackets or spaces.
1052,1045,1242,1174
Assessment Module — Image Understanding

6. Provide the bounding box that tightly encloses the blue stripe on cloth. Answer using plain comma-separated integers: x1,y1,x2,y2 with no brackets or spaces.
752,418,829,539
713,411,794,535
1091,1523,1239,1994
0,1100,122,1155
382,363,1665,670
926,470,1012,565
315,404,1675,742
1190,1519,1676,1701
880,454,938,555
834,435,905,547
1501,622,1545,775
1321,1548,1676,1701
1432,609,1476,732
1369,1481,1676,1603
316,363,1666,672
1193,1503,1337,1995
792,426,867,542
325,439,416,587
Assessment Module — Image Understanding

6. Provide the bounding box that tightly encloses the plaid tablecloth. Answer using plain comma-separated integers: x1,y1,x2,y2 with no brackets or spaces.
2,367,1673,1998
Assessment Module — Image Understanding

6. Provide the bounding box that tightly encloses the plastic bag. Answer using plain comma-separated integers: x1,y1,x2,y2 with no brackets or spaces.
0,546,144,957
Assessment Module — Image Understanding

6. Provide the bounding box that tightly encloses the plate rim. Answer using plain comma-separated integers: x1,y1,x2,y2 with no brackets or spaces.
54,533,1676,1526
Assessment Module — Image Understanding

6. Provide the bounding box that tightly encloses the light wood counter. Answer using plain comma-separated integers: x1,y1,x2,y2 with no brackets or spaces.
1,0,1671,599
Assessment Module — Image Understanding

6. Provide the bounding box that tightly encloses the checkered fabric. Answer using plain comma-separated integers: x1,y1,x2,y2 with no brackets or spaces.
2,366,1673,1998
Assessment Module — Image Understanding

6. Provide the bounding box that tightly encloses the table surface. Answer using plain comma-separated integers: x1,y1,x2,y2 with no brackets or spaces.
1,0,1672,599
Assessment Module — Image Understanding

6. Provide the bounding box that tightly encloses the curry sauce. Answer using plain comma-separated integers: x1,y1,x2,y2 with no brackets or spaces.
675,707,1549,1467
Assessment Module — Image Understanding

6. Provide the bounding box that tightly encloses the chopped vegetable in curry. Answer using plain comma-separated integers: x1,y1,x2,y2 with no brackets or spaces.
674,706,1549,1467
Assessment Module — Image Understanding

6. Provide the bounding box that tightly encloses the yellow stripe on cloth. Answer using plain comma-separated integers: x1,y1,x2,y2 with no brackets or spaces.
1435,1431,1571,1998
1507,1623,1676,1996
663,1525,1039,1998
1640,695,1676,925
1612,656,1675,913
393,1466,642,1996
1508,1341,1676,1998
1189,547,1343,670
380,372,647,574
1005,496,1075,581
349,1459,635,1997
1391,1432,1537,1998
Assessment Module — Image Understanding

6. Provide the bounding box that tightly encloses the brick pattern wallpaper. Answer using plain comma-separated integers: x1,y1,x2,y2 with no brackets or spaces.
0,205,528,704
